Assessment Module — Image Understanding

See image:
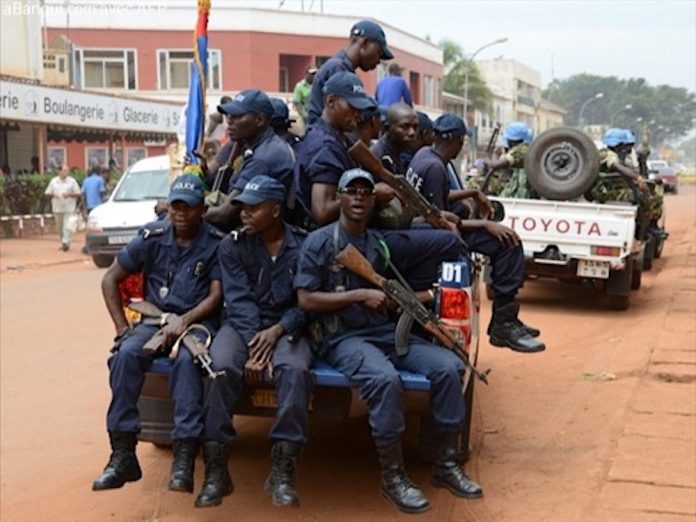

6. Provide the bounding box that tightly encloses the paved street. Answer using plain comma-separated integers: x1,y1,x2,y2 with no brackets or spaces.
1,187,694,522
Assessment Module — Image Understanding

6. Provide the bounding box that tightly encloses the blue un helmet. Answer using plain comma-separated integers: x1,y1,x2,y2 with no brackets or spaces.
602,128,625,147
502,121,530,143
524,128,535,145
621,129,636,145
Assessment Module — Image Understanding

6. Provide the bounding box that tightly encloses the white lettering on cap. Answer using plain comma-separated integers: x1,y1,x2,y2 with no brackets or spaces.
246,182,261,191
234,94,245,102
174,181,198,191
352,85,365,94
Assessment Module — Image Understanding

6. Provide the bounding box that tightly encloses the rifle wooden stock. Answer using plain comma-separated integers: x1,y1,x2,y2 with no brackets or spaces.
335,244,490,384
335,244,386,287
486,123,501,157
347,140,451,231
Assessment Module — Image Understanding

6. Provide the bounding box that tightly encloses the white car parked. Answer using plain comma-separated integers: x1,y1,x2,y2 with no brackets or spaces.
86,155,169,267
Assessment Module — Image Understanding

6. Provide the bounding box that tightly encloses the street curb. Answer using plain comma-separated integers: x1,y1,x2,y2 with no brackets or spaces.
2,256,90,273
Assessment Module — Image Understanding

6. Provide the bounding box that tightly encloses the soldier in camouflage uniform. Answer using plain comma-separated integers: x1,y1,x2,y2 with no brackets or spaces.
481,122,536,198
620,129,664,225
588,129,649,201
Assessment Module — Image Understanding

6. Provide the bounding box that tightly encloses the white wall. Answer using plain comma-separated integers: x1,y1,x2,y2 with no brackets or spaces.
0,0,44,80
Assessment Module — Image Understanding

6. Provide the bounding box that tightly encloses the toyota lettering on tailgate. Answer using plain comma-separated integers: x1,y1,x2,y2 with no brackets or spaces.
507,216,602,236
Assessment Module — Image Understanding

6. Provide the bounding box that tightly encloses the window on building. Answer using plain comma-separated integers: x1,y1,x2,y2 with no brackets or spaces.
73,49,137,90
157,49,222,91
423,75,435,108
279,67,289,93
47,147,66,170
86,147,108,170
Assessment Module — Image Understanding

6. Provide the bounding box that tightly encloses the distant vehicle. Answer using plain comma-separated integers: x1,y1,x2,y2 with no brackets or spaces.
646,159,669,171
652,166,679,194
85,155,168,268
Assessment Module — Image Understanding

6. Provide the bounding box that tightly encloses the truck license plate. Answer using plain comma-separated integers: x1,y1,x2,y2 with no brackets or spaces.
108,235,136,245
577,260,610,279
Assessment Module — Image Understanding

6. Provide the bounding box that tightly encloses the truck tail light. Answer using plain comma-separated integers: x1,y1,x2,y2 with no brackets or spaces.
119,273,144,304
591,246,621,257
439,287,470,320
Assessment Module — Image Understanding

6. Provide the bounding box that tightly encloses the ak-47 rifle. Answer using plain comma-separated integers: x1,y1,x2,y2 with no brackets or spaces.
335,244,491,384
128,301,224,379
347,140,455,233
479,123,501,194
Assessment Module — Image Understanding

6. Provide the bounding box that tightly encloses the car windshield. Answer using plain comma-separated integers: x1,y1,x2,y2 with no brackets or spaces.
113,169,169,202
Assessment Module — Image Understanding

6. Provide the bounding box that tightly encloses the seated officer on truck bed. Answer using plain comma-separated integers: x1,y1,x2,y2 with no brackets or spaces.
294,168,483,515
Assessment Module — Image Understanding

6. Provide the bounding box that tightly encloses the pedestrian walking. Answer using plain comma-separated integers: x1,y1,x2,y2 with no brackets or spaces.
44,164,81,251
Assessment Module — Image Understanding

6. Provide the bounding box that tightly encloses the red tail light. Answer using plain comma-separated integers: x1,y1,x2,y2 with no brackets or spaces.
439,287,470,320
119,273,144,305
591,246,621,257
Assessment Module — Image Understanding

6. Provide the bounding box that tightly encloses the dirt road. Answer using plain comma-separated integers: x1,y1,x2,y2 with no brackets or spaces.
2,188,694,522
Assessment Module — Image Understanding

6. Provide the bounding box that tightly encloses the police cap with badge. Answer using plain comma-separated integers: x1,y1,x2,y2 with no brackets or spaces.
322,72,377,110
350,20,394,60
218,89,274,119
168,173,206,207
433,113,469,140
233,175,287,205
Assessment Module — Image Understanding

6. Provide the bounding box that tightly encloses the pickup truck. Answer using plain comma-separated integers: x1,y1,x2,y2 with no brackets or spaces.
490,197,642,310
125,257,483,461
480,126,658,311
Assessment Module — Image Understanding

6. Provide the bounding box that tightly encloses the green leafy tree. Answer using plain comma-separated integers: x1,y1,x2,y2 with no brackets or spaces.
543,74,696,141
440,39,492,114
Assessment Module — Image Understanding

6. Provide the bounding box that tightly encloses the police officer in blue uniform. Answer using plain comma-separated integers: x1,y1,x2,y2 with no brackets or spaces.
93,174,224,493
346,98,382,146
400,111,435,169
295,168,483,514
205,89,295,231
307,20,393,125
370,102,418,175
269,97,302,149
196,176,313,508
407,114,545,353
295,72,463,292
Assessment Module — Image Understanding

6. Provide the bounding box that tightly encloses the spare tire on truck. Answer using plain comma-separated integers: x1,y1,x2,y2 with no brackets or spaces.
525,126,599,200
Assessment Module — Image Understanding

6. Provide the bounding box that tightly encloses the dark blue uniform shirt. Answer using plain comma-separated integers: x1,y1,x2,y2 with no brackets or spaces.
230,127,295,194
117,220,223,316
294,119,356,222
218,224,307,345
294,223,389,341
307,49,355,125
370,137,408,175
406,147,450,211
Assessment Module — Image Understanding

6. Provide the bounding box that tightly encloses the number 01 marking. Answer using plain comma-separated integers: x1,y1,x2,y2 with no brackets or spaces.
442,263,462,283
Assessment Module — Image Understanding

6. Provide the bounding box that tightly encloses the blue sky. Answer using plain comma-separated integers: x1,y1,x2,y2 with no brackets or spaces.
226,0,696,92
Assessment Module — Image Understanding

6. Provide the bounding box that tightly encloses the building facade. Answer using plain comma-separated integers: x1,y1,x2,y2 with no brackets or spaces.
37,3,444,169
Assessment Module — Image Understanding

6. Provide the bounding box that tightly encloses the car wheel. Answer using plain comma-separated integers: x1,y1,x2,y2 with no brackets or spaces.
643,238,655,271
631,263,642,290
460,375,476,462
607,294,630,310
92,254,114,268
654,237,665,259
525,127,600,200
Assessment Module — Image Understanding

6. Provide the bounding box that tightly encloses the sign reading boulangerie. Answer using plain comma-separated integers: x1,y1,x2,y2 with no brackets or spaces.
0,79,182,134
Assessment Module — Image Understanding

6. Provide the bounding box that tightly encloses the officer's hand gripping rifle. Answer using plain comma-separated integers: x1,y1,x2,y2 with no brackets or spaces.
348,140,456,233
335,244,490,384
128,301,224,379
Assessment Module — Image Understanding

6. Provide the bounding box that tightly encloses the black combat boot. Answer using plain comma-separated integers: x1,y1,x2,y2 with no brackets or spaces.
431,433,483,498
168,438,198,492
92,431,142,490
376,442,430,514
194,441,233,508
264,441,302,507
487,302,540,337
489,302,545,353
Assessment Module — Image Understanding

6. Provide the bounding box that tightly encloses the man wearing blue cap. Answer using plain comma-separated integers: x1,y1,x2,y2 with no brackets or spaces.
93,174,224,495
480,121,535,198
407,113,545,353
295,71,386,226
204,89,295,231
307,20,394,125
269,97,301,149
196,175,312,509
295,168,483,514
